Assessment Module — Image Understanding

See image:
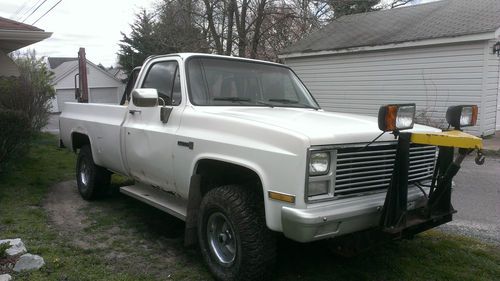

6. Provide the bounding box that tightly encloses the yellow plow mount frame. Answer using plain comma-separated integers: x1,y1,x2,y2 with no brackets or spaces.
410,130,483,149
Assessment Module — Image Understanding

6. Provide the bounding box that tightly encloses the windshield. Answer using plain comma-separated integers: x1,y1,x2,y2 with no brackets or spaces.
186,57,320,109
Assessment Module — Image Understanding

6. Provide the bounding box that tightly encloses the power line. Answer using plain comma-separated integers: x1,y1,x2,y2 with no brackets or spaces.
17,0,43,21
32,0,62,25
10,0,30,20
22,0,49,23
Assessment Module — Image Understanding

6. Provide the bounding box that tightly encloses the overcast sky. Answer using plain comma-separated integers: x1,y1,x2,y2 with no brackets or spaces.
1,0,434,67
1,0,156,66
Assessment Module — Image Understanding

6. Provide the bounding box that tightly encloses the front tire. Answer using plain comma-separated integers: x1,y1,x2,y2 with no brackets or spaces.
198,185,276,281
76,145,111,200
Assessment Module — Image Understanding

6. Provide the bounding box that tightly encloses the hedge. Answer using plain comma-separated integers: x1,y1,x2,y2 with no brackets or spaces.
0,109,31,170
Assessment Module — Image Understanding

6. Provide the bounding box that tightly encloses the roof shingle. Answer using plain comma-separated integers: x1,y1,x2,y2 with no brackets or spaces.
281,0,500,55
47,57,78,69
0,16,44,32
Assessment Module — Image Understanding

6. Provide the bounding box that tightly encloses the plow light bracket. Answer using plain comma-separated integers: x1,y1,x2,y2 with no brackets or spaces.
446,105,478,130
378,104,416,132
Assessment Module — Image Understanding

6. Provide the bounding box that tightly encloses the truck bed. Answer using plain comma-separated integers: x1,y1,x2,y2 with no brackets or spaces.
59,102,129,174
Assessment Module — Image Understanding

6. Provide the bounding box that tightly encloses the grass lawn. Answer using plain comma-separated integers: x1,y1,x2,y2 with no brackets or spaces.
0,133,499,280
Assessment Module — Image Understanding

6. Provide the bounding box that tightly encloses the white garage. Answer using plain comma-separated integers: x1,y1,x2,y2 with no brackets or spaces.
55,89,75,112
48,57,124,112
280,0,500,136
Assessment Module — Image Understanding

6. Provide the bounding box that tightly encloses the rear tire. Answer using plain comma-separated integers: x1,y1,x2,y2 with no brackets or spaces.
76,145,111,200
198,185,276,281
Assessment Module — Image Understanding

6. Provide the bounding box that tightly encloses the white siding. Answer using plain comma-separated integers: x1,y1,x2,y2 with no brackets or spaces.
89,87,120,104
54,63,123,89
485,40,500,132
285,41,498,136
52,62,124,112
0,49,19,77
56,89,77,112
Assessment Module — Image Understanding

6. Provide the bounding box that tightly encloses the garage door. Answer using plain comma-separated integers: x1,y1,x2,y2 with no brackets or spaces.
90,87,119,104
56,89,77,112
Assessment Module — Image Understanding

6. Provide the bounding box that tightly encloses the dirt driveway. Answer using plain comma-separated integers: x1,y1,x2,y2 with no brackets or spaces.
43,180,210,280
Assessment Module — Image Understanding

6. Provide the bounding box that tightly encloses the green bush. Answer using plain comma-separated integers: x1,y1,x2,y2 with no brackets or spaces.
0,109,31,170
0,50,54,170
0,51,55,132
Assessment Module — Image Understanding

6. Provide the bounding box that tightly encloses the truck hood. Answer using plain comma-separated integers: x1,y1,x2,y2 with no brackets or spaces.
196,106,441,145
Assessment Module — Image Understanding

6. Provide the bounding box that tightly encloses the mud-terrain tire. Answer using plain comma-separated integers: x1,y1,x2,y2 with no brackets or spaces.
76,145,111,200
198,185,276,281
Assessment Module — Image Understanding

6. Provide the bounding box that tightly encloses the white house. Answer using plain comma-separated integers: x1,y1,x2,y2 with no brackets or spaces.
0,16,51,77
48,57,125,112
280,0,500,136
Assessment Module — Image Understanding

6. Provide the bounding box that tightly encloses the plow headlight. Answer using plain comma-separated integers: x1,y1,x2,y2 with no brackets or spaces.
446,105,478,129
378,104,416,132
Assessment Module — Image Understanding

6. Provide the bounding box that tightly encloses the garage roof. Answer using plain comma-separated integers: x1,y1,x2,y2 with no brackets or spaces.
48,57,123,84
48,57,77,69
281,0,500,56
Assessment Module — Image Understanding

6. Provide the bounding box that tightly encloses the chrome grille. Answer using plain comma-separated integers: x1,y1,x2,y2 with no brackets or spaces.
334,143,437,196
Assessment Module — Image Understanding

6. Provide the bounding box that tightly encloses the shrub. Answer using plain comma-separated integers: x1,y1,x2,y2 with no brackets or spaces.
0,50,55,132
0,50,54,170
0,109,31,170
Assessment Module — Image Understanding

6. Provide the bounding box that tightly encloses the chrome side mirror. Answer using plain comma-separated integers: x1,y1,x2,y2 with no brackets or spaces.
132,88,158,107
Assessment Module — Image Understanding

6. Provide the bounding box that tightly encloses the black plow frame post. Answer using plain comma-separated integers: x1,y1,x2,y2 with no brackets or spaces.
427,146,456,216
379,132,411,230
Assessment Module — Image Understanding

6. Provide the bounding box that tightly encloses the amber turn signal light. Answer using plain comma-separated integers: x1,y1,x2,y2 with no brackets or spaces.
378,104,416,132
268,191,295,204
446,105,478,130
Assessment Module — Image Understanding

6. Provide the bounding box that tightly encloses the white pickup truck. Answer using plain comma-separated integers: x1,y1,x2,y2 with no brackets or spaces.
59,53,483,281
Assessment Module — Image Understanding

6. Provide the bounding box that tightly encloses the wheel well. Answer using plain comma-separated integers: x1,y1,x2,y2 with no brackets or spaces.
195,159,263,197
185,159,265,246
71,132,90,152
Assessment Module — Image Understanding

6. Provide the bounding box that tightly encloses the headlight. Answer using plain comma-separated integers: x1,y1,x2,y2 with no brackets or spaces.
309,152,330,176
446,105,478,129
378,103,416,132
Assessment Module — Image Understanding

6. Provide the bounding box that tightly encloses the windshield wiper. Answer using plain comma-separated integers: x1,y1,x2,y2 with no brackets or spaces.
255,100,274,108
213,97,252,105
268,98,299,104
213,97,251,102
267,98,319,110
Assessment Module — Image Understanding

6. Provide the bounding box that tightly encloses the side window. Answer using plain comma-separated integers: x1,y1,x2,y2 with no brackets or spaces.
142,61,181,106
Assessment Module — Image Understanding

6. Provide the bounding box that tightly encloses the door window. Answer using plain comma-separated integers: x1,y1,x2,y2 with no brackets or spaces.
142,61,181,106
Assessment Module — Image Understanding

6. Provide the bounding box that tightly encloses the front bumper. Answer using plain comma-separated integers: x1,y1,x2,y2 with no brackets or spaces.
281,186,428,242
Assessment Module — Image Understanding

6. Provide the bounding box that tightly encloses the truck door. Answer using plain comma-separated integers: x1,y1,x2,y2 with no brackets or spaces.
122,58,184,192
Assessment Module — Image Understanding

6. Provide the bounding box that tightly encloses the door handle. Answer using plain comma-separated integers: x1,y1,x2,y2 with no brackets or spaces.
129,109,141,115
177,141,194,150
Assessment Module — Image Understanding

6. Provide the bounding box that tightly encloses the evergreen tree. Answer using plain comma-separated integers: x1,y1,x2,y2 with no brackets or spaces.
117,10,160,74
328,0,381,18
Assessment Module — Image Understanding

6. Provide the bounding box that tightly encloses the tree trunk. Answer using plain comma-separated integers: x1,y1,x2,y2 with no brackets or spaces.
235,0,249,57
250,0,267,58
203,0,223,54
225,0,235,55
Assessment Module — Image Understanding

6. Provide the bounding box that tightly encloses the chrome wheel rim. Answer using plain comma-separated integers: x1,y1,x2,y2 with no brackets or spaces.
79,160,90,188
207,212,236,265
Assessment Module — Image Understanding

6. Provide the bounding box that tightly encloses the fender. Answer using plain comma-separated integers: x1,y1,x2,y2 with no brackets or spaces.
184,154,269,246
